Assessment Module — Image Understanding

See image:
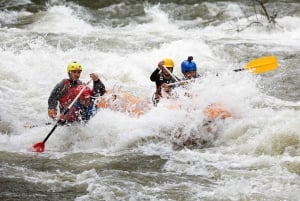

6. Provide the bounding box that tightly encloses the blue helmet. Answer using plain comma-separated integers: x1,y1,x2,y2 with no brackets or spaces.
181,56,197,74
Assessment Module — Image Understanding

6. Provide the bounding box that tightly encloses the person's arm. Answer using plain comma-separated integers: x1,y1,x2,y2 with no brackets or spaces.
93,79,105,96
48,80,67,109
48,80,66,118
90,73,106,96
150,68,160,82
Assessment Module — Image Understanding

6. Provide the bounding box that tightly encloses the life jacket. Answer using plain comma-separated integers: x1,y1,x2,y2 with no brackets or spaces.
59,79,79,109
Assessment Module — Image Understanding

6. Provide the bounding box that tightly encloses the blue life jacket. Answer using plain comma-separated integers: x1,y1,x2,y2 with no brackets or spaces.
74,101,97,123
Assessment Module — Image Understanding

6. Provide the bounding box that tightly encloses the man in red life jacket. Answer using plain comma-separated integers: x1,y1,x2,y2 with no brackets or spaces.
48,61,106,120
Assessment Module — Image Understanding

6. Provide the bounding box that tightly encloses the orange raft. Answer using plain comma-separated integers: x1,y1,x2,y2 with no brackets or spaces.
97,90,232,120
204,103,232,121
97,89,150,116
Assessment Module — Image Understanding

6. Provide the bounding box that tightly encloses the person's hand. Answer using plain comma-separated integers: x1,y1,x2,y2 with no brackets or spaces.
59,114,66,121
57,114,66,125
157,61,164,70
48,109,57,119
161,83,169,90
90,73,99,81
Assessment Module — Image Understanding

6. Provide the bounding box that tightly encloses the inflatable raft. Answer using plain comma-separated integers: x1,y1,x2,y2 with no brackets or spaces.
204,103,232,120
97,89,150,116
96,89,232,121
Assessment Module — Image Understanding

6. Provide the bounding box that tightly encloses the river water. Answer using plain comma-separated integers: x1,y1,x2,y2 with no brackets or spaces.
0,0,300,200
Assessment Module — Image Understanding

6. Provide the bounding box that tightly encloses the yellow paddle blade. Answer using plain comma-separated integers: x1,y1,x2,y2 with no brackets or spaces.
244,56,278,74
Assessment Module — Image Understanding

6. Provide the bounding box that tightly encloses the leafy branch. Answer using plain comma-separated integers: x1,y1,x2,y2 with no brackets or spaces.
235,0,278,32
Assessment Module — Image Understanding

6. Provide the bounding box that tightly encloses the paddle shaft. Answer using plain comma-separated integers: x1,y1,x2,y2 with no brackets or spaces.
43,122,59,143
162,66,180,82
233,56,278,74
233,69,244,72
167,56,278,87
167,79,190,87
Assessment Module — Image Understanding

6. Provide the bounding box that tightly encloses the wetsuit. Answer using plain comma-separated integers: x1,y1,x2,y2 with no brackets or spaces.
150,68,180,105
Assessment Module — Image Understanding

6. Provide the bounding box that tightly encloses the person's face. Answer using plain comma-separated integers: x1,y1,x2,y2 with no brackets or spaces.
184,70,196,79
79,97,90,107
69,70,82,81
162,67,173,77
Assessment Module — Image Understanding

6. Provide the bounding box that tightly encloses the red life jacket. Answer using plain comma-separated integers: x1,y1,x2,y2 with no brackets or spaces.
59,79,79,109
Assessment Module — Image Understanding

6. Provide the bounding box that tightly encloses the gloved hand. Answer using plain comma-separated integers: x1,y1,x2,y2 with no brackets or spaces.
157,61,164,70
90,73,99,82
48,109,57,119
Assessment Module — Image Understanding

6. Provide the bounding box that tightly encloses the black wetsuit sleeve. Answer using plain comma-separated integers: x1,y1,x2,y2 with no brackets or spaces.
48,80,66,110
93,79,106,96
150,68,160,82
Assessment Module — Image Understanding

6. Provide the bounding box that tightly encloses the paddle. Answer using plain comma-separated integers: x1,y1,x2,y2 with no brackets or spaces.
32,79,92,153
233,55,278,74
23,122,52,128
162,66,180,82
167,79,192,87
167,56,278,87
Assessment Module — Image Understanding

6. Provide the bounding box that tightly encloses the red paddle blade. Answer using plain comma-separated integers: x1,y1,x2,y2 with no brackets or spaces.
32,142,45,153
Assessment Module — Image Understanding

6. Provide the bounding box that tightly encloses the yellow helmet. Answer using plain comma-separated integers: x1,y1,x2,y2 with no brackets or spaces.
67,62,82,73
162,58,174,68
